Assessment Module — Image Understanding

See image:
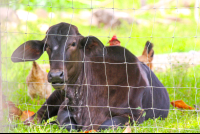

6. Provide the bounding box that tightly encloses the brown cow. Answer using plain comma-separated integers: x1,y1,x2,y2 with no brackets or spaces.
11,22,169,131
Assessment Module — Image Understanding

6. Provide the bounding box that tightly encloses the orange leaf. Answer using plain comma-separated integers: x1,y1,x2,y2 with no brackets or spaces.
171,100,195,110
20,110,35,121
123,126,132,133
83,130,97,133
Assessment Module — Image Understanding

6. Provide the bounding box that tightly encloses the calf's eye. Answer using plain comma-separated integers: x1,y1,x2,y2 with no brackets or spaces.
71,42,76,47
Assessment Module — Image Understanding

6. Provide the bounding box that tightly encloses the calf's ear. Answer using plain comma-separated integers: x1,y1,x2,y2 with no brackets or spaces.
11,40,45,62
80,36,105,57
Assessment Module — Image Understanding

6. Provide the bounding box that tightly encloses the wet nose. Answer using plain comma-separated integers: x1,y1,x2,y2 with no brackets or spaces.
48,71,64,83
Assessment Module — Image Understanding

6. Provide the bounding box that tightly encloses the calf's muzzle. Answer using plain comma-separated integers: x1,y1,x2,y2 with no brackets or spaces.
48,71,66,90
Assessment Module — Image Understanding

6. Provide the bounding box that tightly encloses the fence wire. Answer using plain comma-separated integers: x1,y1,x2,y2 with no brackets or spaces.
0,0,200,133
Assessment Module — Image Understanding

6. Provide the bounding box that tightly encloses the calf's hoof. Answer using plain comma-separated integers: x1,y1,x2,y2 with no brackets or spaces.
99,116,130,130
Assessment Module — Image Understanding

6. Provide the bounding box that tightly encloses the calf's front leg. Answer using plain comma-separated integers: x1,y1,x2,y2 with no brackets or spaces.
57,98,77,131
24,90,65,125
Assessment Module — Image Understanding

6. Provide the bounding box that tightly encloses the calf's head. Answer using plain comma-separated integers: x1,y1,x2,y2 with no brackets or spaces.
11,22,105,90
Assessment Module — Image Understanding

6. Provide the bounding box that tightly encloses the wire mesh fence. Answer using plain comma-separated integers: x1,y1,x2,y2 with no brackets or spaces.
0,0,200,133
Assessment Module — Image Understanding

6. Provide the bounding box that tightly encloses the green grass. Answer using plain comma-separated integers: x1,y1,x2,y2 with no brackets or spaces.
3,65,200,133
2,0,200,132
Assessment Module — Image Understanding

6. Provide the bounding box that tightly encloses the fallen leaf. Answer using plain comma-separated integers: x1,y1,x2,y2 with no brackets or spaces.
20,110,35,121
123,126,132,133
171,100,194,110
79,130,97,133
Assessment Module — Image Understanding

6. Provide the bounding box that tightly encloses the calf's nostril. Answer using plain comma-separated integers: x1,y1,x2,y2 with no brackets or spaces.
48,71,65,83
59,71,64,77
48,73,52,80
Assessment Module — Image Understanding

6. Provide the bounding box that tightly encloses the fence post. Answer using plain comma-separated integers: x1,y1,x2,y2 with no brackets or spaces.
0,10,2,124
0,32,2,124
